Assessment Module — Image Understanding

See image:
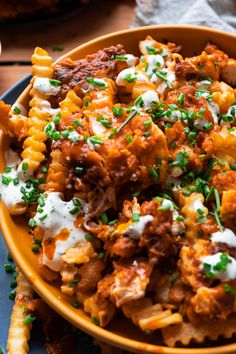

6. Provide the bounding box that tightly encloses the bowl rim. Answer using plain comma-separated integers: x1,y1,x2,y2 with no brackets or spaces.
1,24,236,354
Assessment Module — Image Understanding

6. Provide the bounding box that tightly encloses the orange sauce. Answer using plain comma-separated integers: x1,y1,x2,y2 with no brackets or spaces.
43,228,70,260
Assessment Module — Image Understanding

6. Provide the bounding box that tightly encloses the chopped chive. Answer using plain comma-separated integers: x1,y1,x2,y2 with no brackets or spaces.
176,215,184,222
28,218,36,228
22,162,28,171
132,213,140,222
89,136,103,145
7,252,13,262
31,245,40,253
230,164,236,170
72,301,82,308
117,110,137,134
155,71,172,89
52,45,64,51
144,131,150,137
214,188,221,212
159,204,171,211
69,279,79,288
112,106,124,116
197,230,203,238
73,120,83,127
204,122,213,131
35,238,42,245
223,284,236,296
197,215,207,223
99,212,109,224
182,190,191,196
171,141,177,149
49,78,61,87
179,230,186,237
143,119,152,128
13,106,21,114
177,92,184,105
10,279,17,288
75,166,84,176
206,186,214,202
213,210,223,232
125,134,133,143
2,175,12,185
4,264,14,273
197,208,204,215
13,177,19,185
132,191,140,198
8,289,16,300
108,219,118,225
4,166,11,173
146,45,158,54
23,314,36,326
86,77,106,89
69,207,79,215
113,55,127,61
53,116,60,124
84,99,89,107
92,316,100,326
147,166,158,180
39,214,48,221
85,234,94,242
41,166,48,173
98,251,105,259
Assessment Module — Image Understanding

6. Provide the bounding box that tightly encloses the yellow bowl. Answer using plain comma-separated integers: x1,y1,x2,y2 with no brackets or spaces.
1,25,236,354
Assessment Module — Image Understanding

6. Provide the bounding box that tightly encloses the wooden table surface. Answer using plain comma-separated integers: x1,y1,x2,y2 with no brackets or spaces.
0,0,135,96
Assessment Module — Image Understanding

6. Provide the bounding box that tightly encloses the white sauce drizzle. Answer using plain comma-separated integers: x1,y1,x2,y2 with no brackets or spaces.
136,90,159,110
124,54,136,67
192,198,206,216
40,100,60,115
89,116,107,136
11,103,27,116
196,80,211,90
211,228,236,248
34,192,88,271
0,150,33,210
200,253,236,280
161,199,185,235
33,78,61,96
126,215,153,239
116,68,149,87
146,55,164,77
208,101,219,123
155,68,176,93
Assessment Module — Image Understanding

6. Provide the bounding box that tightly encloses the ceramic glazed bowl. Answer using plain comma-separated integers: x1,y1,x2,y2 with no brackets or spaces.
1,25,236,354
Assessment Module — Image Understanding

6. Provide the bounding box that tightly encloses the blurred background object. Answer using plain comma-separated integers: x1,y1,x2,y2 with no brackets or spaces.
0,0,91,22
0,0,135,95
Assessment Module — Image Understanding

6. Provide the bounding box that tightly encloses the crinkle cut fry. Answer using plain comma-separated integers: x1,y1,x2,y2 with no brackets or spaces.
0,101,28,139
45,90,82,193
161,317,236,347
45,148,68,193
7,271,34,354
60,89,82,116
20,47,54,173
122,298,182,331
